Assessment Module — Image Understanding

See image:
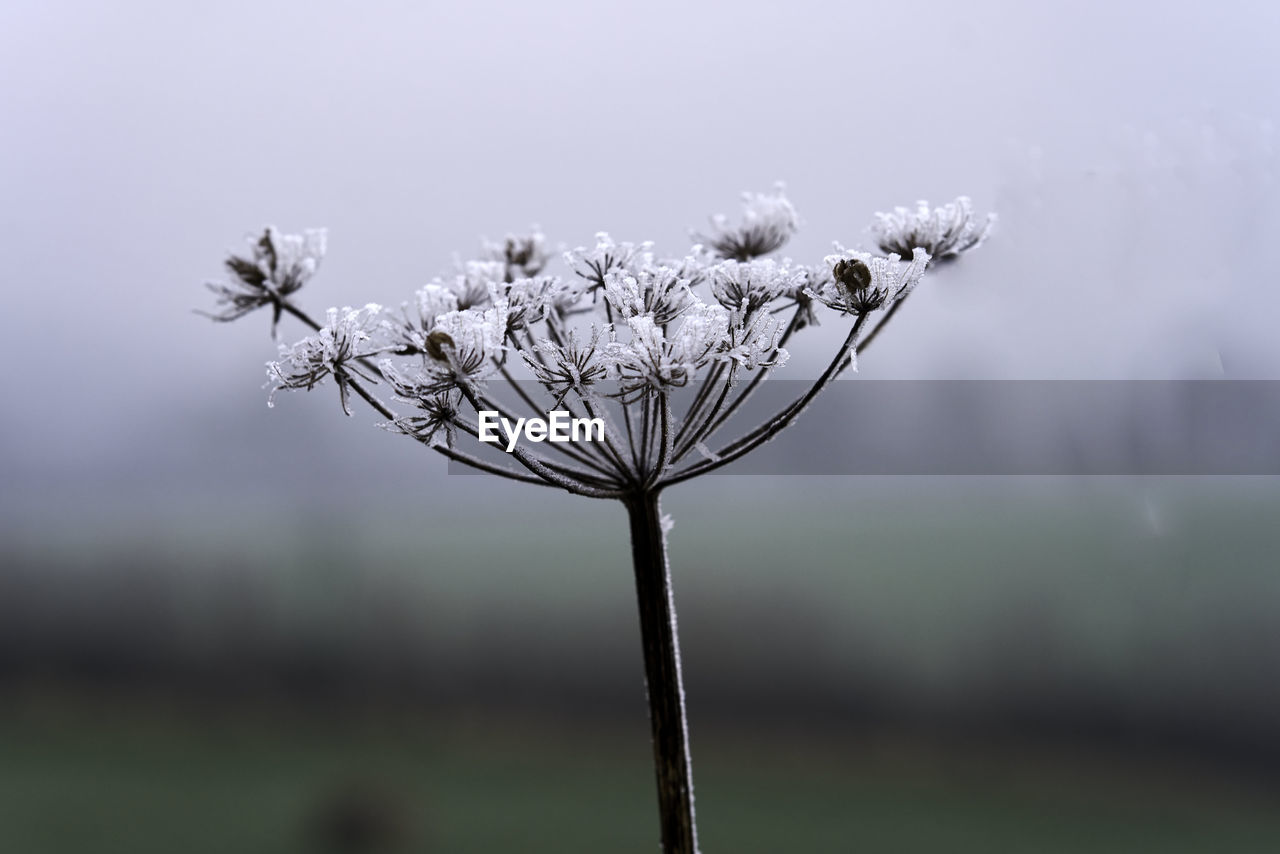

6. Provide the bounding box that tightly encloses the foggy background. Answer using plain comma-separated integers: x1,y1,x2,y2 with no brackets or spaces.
2,1,1280,852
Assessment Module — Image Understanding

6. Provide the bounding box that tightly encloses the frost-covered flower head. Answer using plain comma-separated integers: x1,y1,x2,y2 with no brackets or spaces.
783,263,828,329
268,303,384,414
659,251,712,290
482,228,551,281
442,260,507,310
205,227,327,335
389,284,459,354
602,264,693,326
667,302,731,368
381,365,463,447
707,258,803,317
424,301,509,380
873,197,995,262
207,186,995,499
698,185,799,261
487,275,563,331
720,313,790,371
806,248,930,316
609,302,729,401
523,325,615,407
564,233,655,290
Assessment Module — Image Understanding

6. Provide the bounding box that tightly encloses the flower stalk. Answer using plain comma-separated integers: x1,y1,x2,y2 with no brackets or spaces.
626,488,698,853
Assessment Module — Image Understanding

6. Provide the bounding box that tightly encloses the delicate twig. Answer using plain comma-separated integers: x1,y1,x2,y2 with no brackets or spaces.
661,312,869,486
671,362,736,463
645,393,675,489
485,361,622,478
850,290,909,358
339,369,397,421
429,443,555,486
672,361,724,451
457,384,627,499
577,392,641,487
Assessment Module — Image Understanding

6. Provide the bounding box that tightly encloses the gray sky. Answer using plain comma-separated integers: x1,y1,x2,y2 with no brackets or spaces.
2,0,1278,490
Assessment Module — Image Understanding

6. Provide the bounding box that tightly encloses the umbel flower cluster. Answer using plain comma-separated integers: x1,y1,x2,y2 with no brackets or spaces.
204,189,991,496
202,187,993,854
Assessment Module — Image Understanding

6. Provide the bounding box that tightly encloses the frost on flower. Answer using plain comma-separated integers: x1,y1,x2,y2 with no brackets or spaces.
697,185,799,261
267,303,384,415
388,300,511,396
707,258,803,316
381,363,463,447
602,264,692,326
207,184,996,502
873,197,995,262
785,264,828,329
205,226,327,335
523,325,614,406
611,302,729,400
488,275,572,330
659,251,712,290
806,248,931,316
481,228,551,282
425,301,509,380
444,260,507,310
668,301,731,368
389,284,459,354
564,233,654,290
720,313,790,372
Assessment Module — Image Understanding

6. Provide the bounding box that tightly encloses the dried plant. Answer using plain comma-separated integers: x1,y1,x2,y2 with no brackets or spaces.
201,189,993,853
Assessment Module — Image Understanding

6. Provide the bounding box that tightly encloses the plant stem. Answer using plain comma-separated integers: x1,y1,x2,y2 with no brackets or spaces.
625,490,699,854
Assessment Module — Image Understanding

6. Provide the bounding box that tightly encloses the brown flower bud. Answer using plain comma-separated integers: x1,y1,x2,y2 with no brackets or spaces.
832,258,872,292
424,330,455,362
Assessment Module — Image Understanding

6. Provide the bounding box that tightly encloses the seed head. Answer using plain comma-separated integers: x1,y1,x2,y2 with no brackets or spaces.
832,258,872,292
424,330,455,362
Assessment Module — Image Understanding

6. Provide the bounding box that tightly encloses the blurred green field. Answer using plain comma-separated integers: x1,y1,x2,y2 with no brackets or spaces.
5,478,1280,852
15,477,1275,735
3,705,1280,854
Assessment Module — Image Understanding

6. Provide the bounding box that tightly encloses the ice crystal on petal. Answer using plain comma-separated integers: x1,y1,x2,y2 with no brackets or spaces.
205,226,327,335
267,303,384,415
872,197,995,262
806,248,931,316
697,185,799,261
